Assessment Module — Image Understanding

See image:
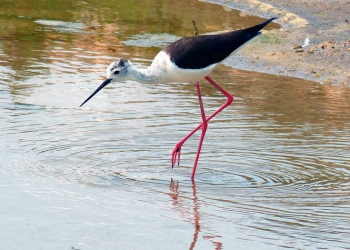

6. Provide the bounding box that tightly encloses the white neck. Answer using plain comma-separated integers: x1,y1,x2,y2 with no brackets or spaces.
128,64,156,83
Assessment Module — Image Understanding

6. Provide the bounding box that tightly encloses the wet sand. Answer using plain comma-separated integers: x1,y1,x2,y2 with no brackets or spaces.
208,0,350,85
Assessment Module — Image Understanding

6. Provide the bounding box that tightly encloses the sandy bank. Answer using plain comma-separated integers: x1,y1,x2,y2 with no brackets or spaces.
207,0,350,85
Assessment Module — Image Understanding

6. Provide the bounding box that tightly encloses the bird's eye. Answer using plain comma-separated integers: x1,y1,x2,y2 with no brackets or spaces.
114,70,120,74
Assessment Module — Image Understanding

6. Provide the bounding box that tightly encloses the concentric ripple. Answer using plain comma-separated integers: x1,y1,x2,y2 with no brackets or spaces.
1,6,350,248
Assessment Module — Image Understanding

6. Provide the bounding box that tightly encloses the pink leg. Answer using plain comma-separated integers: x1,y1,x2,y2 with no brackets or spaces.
192,82,208,179
171,76,234,178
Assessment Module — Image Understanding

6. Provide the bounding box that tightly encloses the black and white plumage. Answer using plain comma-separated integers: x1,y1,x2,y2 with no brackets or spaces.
80,17,276,107
80,17,276,179
164,17,275,70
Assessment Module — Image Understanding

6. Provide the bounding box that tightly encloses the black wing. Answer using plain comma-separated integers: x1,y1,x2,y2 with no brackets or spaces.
163,17,276,70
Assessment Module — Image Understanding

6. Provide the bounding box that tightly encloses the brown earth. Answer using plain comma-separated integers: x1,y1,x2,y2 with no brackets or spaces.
211,0,350,85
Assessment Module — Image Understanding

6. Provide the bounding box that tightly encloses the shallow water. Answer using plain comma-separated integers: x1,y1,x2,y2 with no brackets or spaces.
1,0,350,249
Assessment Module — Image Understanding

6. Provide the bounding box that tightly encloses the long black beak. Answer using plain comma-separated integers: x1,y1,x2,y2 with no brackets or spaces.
79,78,112,107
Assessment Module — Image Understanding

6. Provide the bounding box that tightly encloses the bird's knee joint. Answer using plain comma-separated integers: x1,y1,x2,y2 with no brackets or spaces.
227,95,234,105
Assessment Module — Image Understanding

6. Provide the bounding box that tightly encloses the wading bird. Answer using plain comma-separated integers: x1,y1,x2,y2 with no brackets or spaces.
80,17,276,179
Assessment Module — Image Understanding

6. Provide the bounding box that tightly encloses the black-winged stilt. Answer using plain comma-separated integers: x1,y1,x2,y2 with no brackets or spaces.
80,17,276,179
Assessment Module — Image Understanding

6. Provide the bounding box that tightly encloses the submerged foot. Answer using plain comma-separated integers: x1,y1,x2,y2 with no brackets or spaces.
171,142,183,168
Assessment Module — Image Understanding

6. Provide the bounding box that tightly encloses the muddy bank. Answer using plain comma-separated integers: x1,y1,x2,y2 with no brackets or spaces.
206,0,350,85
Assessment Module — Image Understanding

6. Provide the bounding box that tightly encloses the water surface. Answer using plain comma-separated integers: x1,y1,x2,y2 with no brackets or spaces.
1,0,350,249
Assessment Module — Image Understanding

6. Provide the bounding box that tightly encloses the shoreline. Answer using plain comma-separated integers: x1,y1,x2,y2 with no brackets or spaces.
207,0,350,85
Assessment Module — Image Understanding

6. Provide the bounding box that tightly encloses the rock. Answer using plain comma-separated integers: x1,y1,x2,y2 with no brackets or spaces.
319,40,335,49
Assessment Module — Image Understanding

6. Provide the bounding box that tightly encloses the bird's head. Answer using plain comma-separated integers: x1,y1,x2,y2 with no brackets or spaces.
79,59,131,107
106,59,132,81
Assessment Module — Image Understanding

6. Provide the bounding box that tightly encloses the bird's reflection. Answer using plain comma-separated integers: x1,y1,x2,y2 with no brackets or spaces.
169,179,222,249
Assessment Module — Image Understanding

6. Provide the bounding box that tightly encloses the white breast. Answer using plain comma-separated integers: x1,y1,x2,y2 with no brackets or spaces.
149,51,217,83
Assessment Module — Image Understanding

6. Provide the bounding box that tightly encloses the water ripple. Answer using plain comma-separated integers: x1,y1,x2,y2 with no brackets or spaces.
1,14,350,248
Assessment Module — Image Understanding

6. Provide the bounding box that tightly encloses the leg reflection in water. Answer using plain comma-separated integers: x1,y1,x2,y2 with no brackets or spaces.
169,179,222,249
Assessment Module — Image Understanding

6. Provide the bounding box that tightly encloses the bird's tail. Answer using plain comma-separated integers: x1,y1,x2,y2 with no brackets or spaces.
247,17,278,34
